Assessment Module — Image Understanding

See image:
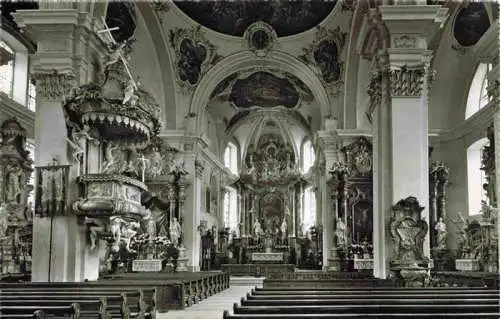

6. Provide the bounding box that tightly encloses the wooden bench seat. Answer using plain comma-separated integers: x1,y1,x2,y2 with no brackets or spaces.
232,303,500,315
241,297,500,306
223,312,500,319
246,292,500,300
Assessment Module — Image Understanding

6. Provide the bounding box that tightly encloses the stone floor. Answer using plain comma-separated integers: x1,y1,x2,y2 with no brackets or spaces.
158,277,264,319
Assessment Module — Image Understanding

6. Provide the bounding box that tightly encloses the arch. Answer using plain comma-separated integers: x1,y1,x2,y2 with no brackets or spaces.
465,62,492,120
135,2,178,130
190,50,331,132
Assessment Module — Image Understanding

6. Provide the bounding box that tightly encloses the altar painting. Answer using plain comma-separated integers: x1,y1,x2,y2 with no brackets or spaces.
351,200,373,243
261,193,284,232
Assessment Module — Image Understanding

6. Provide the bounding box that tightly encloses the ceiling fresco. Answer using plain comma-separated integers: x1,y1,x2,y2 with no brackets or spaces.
229,72,310,109
174,1,337,37
453,3,490,47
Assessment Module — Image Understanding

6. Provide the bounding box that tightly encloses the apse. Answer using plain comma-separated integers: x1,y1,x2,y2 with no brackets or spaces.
174,0,337,37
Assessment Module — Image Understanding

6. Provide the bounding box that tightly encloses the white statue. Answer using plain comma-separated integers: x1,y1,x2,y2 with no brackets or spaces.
6,166,22,203
67,125,95,162
169,217,182,246
253,219,262,237
109,216,124,252
280,218,288,242
335,218,346,246
145,210,157,239
434,217,447,249
121,221,140,253
122,79,138,106
0,204,9,238
105,41,127,67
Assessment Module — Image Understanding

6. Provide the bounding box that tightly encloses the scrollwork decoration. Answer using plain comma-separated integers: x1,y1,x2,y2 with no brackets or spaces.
298,26,347,88
243,21,278,57
169,26,219,91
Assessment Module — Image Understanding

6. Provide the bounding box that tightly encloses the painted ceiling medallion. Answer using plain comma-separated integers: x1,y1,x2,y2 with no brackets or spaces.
299,26,347,87
453,3,490,47
244,22,277,57
174,1,337,37
169,26,219,90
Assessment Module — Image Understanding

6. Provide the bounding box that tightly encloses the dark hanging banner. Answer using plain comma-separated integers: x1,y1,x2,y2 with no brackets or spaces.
34,165,70,218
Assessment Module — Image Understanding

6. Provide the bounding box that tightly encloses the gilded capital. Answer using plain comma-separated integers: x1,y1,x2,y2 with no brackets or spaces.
390,65,425,97
195,159,205,178
34,71,74,101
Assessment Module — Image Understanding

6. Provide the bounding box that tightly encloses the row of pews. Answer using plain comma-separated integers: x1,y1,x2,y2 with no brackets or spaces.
223,286,500,318
0,286,156,319
0,272,230,318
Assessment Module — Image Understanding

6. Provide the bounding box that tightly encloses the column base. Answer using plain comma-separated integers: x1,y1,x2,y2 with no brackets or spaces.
327,248,346,272
176,247,189,272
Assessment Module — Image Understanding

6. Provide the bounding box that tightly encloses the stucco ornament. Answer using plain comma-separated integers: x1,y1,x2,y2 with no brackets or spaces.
243,21,278,57
169,26,220,91
299,26,347,89
390,65,425,97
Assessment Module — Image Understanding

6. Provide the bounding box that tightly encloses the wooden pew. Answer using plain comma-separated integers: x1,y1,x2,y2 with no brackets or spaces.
222,286,500,319
0,289,155,319
0,272,230,312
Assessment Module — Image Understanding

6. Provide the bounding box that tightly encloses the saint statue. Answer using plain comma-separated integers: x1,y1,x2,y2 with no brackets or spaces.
6,166,22,203
280,218,288,243
434,217,447,249
169,217,182,247
335,218,346,246
253,219,262,238
0,203,8,238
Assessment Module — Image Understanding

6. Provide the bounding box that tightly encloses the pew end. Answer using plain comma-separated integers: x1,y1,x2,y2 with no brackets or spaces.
69,302,80,319
223,310,231,319
32,310,46,319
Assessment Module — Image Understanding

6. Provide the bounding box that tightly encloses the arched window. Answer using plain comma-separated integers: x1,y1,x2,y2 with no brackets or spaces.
302,186,317,232
224,142,238,174
465,63,492,119
0,40,15,96
27,79,36,111
223,187,238,231
467,138,489,215
302,139,315,173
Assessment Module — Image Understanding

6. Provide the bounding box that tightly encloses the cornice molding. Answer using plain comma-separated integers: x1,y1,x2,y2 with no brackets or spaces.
0,93,35,139
429,103,495,144
474,20,499,63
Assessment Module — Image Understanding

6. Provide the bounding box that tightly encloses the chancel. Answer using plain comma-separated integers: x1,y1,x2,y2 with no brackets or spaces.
0,1,499,318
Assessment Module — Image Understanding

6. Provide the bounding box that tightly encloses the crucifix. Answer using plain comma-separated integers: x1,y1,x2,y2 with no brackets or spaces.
97,17,138,91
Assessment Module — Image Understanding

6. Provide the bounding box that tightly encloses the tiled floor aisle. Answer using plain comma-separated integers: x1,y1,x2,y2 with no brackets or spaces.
158,278,263,319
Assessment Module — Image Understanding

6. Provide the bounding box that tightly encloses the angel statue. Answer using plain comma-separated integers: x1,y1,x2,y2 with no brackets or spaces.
109,216,125,253
121,221,140,253
67,124,95,162
122,79,139,106
253,218,263,238
104,41,127,68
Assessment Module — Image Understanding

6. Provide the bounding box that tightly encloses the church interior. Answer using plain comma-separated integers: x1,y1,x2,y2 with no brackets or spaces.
0,0,499,318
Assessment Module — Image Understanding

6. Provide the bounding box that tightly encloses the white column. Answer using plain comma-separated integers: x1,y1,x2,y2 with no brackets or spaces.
316,129,341,270
182,157,203,272
390,62,431,258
